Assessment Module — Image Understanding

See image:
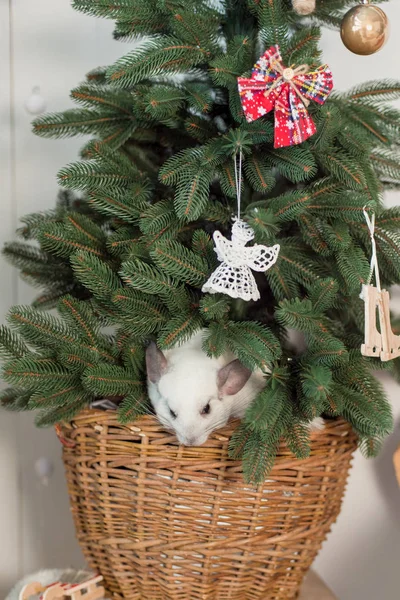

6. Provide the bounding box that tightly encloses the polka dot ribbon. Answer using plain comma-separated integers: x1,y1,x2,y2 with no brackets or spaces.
237,45,334,148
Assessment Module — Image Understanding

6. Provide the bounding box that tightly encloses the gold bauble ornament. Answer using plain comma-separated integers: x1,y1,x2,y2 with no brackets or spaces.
341,2,389,56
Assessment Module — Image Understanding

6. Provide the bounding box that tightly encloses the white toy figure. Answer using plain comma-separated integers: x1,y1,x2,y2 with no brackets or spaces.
14,571,105,600
6,571,91,600
202,218,280,302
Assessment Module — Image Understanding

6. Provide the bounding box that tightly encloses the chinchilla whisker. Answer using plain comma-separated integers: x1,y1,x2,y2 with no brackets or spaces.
158,418,175,432
204,420,230,433
230,392,257,409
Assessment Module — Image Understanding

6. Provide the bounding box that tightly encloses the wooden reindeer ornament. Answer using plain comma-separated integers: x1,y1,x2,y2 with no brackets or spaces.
360,210,400,361
19,575,105,600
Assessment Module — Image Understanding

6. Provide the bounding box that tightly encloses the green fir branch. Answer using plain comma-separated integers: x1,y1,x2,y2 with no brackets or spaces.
70,251,122,302
117,387,149,423
107,36,211,88
150,240,209,286
83,364,143,396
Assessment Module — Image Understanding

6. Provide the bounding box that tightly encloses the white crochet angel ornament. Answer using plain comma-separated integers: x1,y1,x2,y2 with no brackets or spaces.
202,218,280,302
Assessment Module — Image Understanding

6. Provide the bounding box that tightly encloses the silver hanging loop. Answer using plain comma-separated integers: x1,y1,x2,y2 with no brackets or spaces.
233,151,243,219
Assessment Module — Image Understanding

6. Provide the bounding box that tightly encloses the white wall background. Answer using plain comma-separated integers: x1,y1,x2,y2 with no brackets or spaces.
0,2,400,598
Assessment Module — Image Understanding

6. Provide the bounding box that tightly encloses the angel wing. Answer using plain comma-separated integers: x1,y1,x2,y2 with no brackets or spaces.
245,243,280,272
213,231,234,262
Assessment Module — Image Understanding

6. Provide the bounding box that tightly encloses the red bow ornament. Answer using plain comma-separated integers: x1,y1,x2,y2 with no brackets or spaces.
238,45,334,148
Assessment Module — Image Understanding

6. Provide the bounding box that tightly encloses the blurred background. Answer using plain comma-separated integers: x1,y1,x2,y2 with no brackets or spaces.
1,1,400,598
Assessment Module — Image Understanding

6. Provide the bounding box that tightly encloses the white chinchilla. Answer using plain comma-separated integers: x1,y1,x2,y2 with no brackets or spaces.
146,330,326,447
146,330,266,447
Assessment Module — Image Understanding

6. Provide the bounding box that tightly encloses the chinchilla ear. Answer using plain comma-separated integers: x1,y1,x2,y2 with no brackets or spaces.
217,359,252,396
146,342,168,383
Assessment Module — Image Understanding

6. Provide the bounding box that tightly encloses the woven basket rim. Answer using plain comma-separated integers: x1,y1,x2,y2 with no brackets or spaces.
66,408,348,434
62,409,355,461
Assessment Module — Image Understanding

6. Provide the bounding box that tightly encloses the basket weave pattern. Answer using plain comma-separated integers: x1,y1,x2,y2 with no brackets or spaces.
60,411,356,600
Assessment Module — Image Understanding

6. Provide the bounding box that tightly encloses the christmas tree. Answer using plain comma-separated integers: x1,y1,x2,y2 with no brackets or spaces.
1,0,399,483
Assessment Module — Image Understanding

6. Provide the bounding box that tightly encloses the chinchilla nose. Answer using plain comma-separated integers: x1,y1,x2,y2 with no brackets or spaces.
185,437,197,446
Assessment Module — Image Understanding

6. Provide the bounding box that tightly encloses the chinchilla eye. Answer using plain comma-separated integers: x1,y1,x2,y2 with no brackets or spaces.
200,402,211,416
169,408,177,419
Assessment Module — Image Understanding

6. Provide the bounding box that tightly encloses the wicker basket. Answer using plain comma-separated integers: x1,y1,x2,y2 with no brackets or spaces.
60,411,357,600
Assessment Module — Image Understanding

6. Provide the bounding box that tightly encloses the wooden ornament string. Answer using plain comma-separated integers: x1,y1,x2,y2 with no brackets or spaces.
364,209,381,292
360,208,400,361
